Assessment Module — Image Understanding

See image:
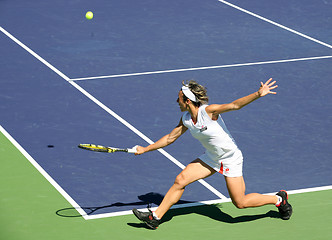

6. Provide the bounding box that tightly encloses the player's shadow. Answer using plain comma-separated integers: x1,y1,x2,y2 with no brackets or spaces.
55,192,189,218
161,204,279,223
128,206,279,230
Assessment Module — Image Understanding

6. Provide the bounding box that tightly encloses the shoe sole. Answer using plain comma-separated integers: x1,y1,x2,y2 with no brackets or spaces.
132,209,142,220
280,202,293,220
282,206,293,220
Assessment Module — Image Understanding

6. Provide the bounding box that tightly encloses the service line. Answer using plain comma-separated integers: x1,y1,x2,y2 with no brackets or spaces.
69,55,332,81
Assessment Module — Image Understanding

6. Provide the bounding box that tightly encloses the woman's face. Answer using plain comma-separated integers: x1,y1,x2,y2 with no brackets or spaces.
177,90,188,112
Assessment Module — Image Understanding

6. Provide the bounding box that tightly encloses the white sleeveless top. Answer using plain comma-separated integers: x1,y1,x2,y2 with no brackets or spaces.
182,105,240,161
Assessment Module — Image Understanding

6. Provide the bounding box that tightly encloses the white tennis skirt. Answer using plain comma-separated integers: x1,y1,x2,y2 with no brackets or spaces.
199,149,243,177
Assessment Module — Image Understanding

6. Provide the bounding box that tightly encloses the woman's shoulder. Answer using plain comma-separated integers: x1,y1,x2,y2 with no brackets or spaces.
199,104,209,114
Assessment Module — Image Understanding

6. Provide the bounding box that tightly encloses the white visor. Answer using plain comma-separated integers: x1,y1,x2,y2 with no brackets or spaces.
182,86,198,102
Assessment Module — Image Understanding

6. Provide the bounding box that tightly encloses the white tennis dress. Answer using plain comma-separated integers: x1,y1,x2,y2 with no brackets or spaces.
182,105,243,177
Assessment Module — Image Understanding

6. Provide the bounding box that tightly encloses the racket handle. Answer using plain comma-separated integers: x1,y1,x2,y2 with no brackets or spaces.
127,145,138,153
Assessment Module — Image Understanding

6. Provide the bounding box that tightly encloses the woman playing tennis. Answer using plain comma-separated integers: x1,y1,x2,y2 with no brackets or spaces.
132,78,292,229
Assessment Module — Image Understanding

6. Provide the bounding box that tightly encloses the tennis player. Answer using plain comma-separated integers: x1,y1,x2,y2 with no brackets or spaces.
132,78,292,229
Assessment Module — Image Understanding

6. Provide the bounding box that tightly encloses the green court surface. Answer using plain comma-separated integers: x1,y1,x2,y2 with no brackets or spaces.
1,131,331,240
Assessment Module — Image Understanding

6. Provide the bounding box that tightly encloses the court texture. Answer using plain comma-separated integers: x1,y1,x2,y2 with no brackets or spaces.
1,0,332,239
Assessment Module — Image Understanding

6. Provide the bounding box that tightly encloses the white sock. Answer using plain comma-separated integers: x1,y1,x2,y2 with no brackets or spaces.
275,196,283,207
153,211,160,220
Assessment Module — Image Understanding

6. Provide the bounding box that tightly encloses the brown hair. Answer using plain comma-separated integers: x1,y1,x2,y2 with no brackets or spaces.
182,80,209,107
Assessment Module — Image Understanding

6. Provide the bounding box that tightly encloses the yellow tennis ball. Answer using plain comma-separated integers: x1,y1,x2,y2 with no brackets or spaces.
85,11,93,20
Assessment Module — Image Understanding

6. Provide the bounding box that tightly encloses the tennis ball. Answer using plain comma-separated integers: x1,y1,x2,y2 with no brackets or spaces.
85,11,93,20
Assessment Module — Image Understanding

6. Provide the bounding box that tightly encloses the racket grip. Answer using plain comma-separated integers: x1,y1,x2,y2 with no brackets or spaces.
127,145,138,153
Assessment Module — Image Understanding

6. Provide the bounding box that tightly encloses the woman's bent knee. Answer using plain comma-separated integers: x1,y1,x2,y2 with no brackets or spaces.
174,173,187,189
232,200,246,209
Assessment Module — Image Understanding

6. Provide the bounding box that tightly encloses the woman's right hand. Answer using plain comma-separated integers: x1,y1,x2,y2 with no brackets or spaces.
135,145,146,155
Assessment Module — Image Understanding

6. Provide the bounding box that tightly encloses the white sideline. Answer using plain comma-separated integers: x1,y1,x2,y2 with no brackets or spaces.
218,0,332,49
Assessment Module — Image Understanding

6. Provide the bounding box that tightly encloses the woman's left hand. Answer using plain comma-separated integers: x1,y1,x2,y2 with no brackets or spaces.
258,78,278,97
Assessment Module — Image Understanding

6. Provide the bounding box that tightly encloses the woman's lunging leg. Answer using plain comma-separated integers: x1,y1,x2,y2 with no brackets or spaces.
155,159,216,219
225,176,278,209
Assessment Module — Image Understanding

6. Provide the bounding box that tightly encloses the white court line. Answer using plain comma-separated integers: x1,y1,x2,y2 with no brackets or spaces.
218,0,332,49
69,55,332,81
0,125,89,219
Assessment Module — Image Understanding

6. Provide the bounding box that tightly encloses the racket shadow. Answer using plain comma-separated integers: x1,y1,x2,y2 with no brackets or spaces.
55,192,186,218
55,202,144,218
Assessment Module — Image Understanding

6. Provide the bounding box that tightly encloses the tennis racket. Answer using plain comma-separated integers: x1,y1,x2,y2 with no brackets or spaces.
78,144,137,153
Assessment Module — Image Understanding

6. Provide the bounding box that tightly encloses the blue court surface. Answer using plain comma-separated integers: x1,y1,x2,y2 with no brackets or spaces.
1,0,331,219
